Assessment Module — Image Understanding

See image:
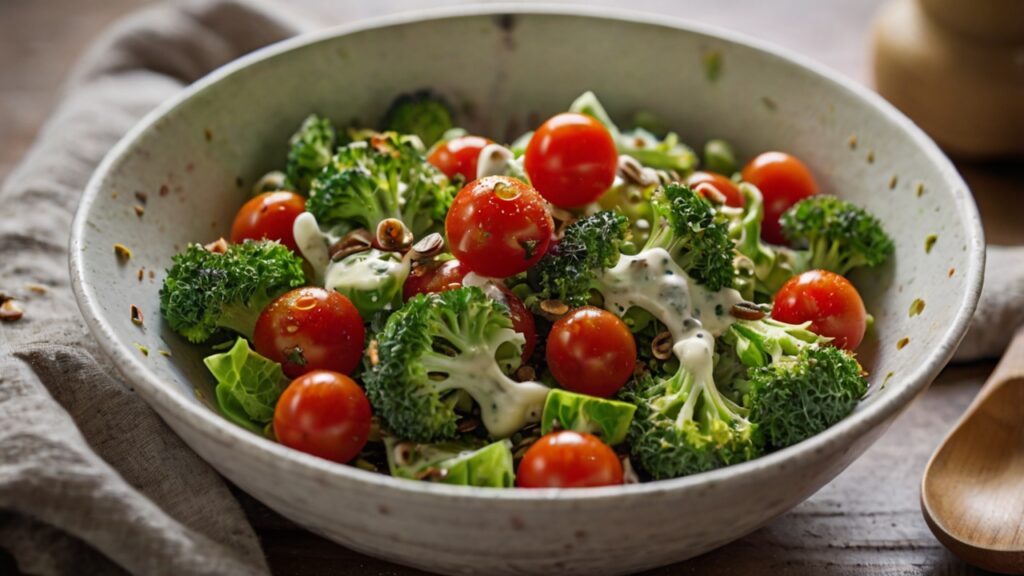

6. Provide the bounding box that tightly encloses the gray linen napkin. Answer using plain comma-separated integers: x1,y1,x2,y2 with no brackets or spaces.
0,1,313,574
1,0,1021,574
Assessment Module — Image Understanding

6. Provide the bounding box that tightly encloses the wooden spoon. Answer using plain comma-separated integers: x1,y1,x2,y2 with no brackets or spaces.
922,327,1024,574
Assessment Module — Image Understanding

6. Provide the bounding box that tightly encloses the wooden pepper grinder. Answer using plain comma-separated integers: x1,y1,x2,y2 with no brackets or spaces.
872,0,1024,158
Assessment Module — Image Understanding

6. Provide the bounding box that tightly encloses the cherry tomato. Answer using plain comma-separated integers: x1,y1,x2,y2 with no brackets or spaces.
517,431,623,488
545,307,636,398
685,171,745,208
741,152,818,245
254,287,365,378
771,270,867,351
427,135,494,182
445,176,553,278
230,191,306,251
273,370,371,464
524,112,618,208
403,259,468,301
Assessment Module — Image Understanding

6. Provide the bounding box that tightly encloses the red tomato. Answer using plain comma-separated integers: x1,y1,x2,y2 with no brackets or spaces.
230,191,306,251
254,287,365,378
445,176,553,278
427,135,494,182
402,259,468,301
273,370,371,464
741,152,818,245
545,307,636,397
524,112,618,208
685,171,745,208
517,431,624,488
771,270,867,351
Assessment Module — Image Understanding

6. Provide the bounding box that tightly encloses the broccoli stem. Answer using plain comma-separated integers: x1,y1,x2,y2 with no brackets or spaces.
420,349,548,438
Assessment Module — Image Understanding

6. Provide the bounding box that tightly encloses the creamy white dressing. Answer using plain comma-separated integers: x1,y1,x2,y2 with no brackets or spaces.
597,248,742,340
325,248,409,298
292,212,330,285
476,144,515,180
457,351,549,439
462,271,508,303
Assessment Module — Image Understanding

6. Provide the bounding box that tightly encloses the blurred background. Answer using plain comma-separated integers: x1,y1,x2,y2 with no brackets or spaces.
3,0,1020,241
1,1,1020,574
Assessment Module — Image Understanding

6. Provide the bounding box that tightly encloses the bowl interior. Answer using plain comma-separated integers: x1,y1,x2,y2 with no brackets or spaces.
74,8,980,487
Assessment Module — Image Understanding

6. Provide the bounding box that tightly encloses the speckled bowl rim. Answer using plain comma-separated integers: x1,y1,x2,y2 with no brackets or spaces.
70,3,985,503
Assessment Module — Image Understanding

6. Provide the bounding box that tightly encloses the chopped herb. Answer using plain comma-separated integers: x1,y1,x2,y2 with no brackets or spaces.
896,337,909,350
924,234,938,253
134,343,150,356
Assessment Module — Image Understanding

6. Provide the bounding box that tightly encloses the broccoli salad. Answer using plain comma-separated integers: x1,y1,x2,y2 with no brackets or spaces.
159,91,893,488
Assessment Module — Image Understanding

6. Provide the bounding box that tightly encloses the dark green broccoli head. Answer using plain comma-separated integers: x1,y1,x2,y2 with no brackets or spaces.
528,211,629,307
159,240,305,343
621,341,760,480
745,345,867,450
285,114,336,194
622,362,761,479
781,195,893,276
365,287,549,442
644,183,735,291
306,135,455,238
382,90,454,147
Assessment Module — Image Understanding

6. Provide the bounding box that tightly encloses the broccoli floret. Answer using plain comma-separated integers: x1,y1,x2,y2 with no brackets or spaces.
622,333,759,479
365,287,550,442
721,317,867,450
734,187,893,299
745,346,866,449
306,135,455,238
284,114,336,194
382,90,454,147
528,211,630,307
781,195,894,275
644,183,735,291
160,240,305,343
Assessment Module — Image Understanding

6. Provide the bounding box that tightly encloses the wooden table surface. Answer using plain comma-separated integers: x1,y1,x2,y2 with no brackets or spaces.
2,1,1022,575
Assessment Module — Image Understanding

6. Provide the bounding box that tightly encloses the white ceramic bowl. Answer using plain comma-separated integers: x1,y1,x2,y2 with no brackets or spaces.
70,6,984,575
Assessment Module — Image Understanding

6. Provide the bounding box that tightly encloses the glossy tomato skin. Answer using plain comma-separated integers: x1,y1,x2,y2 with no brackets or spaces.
427,135,493,182
254,287,365,378
230,191,306,251
685,171,745,208
771,270,867,351
517,431,624,488
402,259,468,301
445,176,553,278
524,112,618,208
546,307,636,397
273,370,371,464
741,152,818,245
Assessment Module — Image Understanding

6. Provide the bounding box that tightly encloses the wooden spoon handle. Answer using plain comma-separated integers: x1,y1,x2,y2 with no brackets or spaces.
976,326,1024,404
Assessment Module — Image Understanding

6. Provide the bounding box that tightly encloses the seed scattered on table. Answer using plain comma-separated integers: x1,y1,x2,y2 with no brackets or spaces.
924,234,938,254
133,204,145,217
0,298,24,322
896,337,910,350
